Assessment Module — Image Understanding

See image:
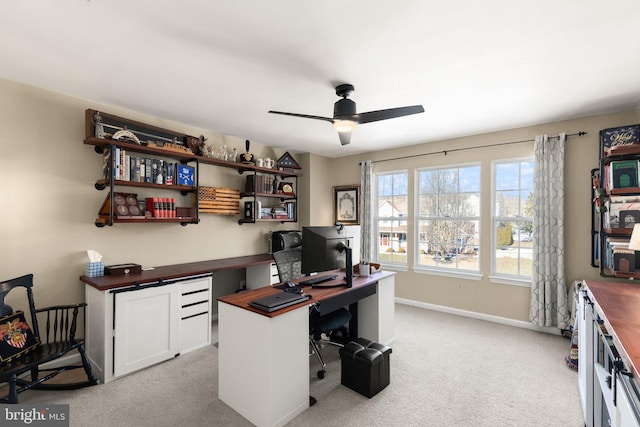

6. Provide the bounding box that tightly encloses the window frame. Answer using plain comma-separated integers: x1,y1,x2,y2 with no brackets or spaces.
413,162,482,279
373,170,409,269
490,157,534,286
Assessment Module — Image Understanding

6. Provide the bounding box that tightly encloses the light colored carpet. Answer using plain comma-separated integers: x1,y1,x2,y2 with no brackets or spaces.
15,303,583,426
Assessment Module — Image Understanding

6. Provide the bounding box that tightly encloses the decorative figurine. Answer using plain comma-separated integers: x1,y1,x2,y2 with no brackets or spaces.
240,139,255,164
94,112,105,138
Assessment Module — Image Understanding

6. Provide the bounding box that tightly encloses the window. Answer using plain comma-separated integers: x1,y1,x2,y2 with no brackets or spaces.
375,172,408,265
492,159,534,280
416,165,480,272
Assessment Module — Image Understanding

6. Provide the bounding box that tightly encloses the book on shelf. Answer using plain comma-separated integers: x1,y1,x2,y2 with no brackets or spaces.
145,197,177,218
605,160,639,191
604,195,640,229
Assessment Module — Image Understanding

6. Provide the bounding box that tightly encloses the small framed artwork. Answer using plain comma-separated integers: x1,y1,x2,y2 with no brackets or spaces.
334,185,360,225
176,164,195,186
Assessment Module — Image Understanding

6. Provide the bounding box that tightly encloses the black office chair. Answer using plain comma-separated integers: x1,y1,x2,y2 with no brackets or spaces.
272,248,351,379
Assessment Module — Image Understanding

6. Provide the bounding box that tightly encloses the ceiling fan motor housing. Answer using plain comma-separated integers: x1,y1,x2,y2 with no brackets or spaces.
334,98,357,119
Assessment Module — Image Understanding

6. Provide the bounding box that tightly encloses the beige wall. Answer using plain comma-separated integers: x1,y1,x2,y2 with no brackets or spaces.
0,78,300,311
2,76,639,323
324,109,640,322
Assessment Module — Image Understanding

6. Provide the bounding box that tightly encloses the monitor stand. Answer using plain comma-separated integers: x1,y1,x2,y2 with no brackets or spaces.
343,245,353,288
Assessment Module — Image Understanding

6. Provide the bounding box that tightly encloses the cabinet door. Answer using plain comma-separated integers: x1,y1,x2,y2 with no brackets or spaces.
617,373,640,427
114,284,179,377
579,288,596,427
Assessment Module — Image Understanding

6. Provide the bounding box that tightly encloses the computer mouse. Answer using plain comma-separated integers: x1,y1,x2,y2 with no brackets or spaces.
285,281,296,288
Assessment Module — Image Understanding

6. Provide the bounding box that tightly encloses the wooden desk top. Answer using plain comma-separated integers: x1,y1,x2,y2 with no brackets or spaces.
218,270,395,318
584,280,640,379
80,253,274,291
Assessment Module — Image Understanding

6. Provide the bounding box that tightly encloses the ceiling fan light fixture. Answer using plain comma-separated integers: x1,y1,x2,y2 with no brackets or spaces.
332,119,357,133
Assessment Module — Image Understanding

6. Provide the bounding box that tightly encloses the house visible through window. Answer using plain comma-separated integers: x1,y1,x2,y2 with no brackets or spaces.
375,172,408,265
493,159,534,280
416,165,481,272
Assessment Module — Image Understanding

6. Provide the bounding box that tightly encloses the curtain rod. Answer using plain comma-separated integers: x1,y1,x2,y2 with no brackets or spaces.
365,131,587,164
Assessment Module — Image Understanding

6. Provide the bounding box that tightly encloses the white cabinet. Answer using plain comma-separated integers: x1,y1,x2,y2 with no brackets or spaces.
85,274,212,383
246,262,279,289
579,282,640,427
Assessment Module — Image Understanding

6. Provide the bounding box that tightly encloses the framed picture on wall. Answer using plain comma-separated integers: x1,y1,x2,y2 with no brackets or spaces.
334,185,360,225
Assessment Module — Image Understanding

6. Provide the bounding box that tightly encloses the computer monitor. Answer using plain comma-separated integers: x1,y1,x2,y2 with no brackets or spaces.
302,225,354,287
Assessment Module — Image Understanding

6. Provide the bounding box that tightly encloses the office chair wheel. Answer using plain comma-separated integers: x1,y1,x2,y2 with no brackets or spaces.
317,370,325,379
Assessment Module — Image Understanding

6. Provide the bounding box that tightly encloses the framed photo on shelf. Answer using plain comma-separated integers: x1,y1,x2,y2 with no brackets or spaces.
176,164,195,186
334,185,360,225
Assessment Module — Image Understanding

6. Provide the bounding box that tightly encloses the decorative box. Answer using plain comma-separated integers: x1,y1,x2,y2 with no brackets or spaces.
85,262,105,278
104,263,141,276
601,124,640,156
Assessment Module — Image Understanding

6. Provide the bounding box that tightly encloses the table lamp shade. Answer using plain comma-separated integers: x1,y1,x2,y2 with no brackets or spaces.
629,224,640,251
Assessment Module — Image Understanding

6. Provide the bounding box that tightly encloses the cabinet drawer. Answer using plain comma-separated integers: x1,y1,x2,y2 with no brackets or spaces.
181,301,209,318
180,312,210,353
181,289,209,306
181,279,210,294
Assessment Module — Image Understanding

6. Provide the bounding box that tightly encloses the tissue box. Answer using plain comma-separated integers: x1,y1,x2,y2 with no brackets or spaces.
85,262,104,278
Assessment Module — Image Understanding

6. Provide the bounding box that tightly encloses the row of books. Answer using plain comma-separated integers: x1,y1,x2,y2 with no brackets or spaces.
603,195,640,230
244,201,296,220
146,197,178,218
603,159,640,192
110,147,195,186
604,236,638,273
245,174,277,194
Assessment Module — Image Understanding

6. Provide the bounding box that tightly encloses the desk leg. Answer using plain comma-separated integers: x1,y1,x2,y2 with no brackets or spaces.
348,302,358,341
218,302,309,427
357,275,395,345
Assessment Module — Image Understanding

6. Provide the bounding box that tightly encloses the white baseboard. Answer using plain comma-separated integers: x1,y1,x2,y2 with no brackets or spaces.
395,297,562,335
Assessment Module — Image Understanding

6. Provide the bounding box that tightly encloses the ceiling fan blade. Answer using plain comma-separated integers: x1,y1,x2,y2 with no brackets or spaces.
338,131,352,146
268,110,334,123
356,105,425,124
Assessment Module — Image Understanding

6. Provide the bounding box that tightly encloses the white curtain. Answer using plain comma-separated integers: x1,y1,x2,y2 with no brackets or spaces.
529,132,570,329
360,160,373,264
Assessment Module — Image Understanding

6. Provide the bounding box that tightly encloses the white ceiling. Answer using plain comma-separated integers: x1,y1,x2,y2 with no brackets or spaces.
2,1,640,158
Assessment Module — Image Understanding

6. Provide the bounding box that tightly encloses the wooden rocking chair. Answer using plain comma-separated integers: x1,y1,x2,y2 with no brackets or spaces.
0,274,98,403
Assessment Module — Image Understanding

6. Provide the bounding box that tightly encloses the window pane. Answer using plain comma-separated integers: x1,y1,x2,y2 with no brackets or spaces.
520,161,534,191
377,220,407,263
416,165,480,273
459,192,480,217
419,193,438,216
439,193,457,217
495,190,520,217
419,170,438,194
395,194,408,217
376,171,408,265
494,219,533,276
459,166,480,192
495,163,519,191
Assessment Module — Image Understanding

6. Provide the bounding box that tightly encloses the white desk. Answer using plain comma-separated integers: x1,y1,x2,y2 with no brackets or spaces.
217,271,395,427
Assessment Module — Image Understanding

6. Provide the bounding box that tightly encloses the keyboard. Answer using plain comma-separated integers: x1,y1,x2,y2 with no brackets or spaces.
299,274,338,286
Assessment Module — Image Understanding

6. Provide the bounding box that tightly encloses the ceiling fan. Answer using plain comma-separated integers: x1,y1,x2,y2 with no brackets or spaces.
268,84,425,145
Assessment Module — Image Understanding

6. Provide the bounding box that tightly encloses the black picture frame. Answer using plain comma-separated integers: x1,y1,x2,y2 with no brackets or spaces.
334,185,360,225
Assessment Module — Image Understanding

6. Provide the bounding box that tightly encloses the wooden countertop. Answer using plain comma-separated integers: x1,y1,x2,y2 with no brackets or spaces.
219,270,395,318
584,280,640,379
80,253,274,291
